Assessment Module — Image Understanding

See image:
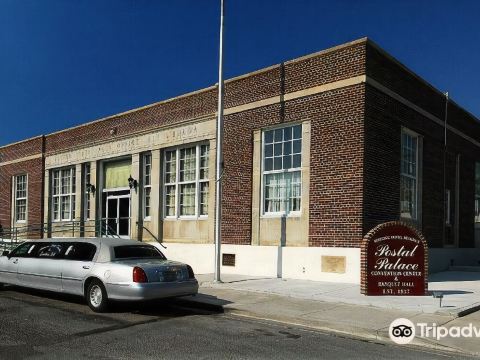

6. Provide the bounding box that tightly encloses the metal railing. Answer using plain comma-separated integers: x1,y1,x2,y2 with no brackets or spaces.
0,220,120,251
136,222,167,249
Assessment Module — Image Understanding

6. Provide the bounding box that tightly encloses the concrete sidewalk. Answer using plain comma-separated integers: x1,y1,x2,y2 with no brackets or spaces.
179,272,480,356
198,271,480,316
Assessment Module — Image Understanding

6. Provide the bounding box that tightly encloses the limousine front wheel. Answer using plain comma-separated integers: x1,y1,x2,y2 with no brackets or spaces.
87,279,109,312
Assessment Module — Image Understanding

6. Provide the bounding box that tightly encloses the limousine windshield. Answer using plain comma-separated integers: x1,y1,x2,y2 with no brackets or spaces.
113,245,166,260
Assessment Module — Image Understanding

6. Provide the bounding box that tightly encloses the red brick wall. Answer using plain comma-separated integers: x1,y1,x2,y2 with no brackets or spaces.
307,85,365,247
221,42,367,245
364,43,480,248
0,136,45,237
0,158,44,238
0,136,43,162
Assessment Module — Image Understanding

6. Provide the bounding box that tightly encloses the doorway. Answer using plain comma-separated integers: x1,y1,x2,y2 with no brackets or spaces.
105,193,131,238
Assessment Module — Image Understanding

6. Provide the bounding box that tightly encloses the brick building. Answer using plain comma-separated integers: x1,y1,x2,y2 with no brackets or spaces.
1,38,479,283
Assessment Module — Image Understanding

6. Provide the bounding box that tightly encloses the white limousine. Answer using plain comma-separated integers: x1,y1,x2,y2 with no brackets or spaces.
0,238,198,312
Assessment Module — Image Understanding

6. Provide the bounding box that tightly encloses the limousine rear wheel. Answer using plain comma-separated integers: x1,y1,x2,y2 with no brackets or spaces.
87,279,109,312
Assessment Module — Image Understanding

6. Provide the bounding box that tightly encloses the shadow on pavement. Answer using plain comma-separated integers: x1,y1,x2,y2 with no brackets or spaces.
1,285,227,317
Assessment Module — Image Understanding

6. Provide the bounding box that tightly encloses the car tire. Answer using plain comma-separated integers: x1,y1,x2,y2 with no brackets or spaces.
86,279,109,313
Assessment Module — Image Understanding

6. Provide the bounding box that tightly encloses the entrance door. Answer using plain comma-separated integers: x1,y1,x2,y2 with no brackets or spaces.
106,194,131,238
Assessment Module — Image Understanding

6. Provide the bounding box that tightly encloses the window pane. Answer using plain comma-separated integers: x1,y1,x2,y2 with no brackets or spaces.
200,182,209,215
293,125,302,139
165,150,177,183
53,197,60,220
400,130,418,220
283,155,292,169
292,154,301,168
61,169,71,194
165,185,176,217
144,154,152,186
476,163,480,223
274,129,283,142
293,139,302,154
264,173,281,213
72,195,76,219
144,187,151,218
400,176,416,219
16,199,26,221
274,143,282,156
264,158,273,171
265,144,273,157
200,145,209,180
264,130,274,144
180,147,196,182
61,196,71,220
53,171,60,195
284,127,292,141
72,170,76,193
290,171,301,211
180,183,196,216
274,157,282,170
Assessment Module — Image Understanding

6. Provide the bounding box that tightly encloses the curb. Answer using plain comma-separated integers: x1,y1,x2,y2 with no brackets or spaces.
177,295,478,357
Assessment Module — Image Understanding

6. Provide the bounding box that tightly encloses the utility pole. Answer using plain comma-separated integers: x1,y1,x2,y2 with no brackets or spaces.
214,0,225,283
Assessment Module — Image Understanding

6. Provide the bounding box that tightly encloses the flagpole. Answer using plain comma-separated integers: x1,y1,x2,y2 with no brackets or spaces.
214,0,225,283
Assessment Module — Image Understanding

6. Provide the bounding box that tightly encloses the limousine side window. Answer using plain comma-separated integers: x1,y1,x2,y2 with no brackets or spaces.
64,243,96,261
10,242,36,258
37,244,64,259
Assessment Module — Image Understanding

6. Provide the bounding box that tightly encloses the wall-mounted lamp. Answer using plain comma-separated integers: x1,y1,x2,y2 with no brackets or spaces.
86,183,96,196
128,175,138,190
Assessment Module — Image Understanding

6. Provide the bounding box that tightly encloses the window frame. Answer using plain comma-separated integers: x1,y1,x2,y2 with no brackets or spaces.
163,143,210,220
51,167,76,222
83,163,91,221
142,152,152,221
475,163,480,224
400,127,422,222
445,189,451,226
14,174,28,223
261,124,303,217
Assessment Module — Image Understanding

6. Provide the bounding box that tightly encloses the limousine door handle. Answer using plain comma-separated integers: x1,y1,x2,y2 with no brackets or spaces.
82,266,90,270
12,259,18,264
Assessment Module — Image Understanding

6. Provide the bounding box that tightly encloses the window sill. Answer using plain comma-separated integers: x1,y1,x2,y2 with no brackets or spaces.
163,216,209,221
261,212,301,219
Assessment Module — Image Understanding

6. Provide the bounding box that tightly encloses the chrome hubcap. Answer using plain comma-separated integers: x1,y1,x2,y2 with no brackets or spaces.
89,285,103,307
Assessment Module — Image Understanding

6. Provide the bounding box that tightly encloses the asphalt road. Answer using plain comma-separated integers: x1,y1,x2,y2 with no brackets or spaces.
0,286,476,360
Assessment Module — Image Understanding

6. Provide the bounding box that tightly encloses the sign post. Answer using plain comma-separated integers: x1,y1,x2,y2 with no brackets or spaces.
361,221,428,296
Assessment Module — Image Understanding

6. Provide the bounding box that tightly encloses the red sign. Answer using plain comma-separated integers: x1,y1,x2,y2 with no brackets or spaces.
361,222,428,296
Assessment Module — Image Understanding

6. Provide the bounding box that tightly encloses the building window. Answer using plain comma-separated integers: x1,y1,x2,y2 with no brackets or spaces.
14,174,27,222
83,163,91,220
52,167,76,221
143,153,152,219
445,189,451,226
400,129,419,220
262,124,302,215
164,144,209,218
475,163,480,223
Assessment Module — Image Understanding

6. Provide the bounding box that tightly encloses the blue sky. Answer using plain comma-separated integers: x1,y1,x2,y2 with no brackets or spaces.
1,0,479,146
